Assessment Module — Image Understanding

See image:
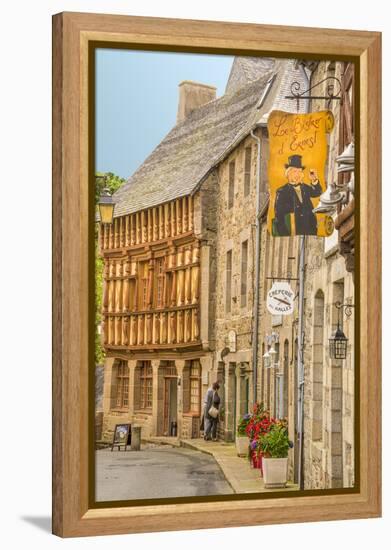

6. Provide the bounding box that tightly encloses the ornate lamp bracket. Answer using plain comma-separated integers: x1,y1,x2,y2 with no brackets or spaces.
285,76,342,110
335,301,355,318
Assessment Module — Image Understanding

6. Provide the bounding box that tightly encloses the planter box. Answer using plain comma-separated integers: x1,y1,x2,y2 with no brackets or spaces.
262,457,288,488
251,451,263,476
236,436,249,457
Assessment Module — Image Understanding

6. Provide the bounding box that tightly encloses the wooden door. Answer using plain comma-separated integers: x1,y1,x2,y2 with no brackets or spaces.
163,377,177,435
163,378,170,435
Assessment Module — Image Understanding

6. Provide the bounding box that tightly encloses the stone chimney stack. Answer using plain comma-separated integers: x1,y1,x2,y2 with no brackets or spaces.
177,81,217,123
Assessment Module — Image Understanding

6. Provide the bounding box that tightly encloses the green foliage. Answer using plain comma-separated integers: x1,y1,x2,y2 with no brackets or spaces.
259,424,290,458
95,172,125,365
237,413,251,436
95,171,125,203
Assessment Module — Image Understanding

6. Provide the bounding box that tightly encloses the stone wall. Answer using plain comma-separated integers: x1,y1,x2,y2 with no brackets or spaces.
302,61,355,489
212,132,264,440
256,219,299,481
194,171,219,352
253,63,355,488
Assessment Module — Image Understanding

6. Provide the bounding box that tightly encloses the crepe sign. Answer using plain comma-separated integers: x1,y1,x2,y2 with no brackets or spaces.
267,110,335,237
267,281,295,315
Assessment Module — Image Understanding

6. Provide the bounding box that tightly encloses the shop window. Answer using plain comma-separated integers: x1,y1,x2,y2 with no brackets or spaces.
139,361,153,409
114,361,129,409
189,362,201,413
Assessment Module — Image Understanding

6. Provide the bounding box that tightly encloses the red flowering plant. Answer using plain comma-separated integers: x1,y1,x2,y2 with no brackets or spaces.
255,417,290,458
244,403,279,468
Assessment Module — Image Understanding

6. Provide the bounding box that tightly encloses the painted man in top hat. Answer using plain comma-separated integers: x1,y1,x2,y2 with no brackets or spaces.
273,154,322,236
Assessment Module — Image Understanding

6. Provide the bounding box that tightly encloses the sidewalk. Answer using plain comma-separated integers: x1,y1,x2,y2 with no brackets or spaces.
181,438,298,494
142,436,181,447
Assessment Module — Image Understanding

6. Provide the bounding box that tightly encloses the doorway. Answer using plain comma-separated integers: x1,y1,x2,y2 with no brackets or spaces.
163,364,178,436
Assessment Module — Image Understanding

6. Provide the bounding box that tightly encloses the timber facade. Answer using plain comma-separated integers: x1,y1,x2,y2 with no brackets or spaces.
100,196,200,351
100,194,211,440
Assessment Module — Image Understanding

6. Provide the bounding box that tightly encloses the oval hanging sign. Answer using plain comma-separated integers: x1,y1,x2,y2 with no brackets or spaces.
267,281,295,315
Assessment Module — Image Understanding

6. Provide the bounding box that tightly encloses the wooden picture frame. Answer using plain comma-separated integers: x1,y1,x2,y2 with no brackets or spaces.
52,12,381,538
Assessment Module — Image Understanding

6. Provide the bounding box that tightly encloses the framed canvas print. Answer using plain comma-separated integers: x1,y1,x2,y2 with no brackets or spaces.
52,12,381,538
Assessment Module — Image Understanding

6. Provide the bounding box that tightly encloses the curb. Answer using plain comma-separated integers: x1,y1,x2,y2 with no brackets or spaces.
141,437,181,448
180,440,237,493
180,439,214,456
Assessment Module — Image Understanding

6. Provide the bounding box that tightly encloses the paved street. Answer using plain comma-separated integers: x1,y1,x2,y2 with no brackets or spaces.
95,445,233,501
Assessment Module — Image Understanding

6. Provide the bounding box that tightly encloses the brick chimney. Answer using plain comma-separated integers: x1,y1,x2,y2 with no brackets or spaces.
177,81,217,123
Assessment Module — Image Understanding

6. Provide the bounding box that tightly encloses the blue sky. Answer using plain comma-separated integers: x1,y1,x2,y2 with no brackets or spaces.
95,49,234,179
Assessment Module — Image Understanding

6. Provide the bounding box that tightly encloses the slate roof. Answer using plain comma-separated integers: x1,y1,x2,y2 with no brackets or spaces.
112,58,308,218
225,57,276,94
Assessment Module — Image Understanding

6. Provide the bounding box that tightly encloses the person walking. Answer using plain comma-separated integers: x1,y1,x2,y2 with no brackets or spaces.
203,382,221,441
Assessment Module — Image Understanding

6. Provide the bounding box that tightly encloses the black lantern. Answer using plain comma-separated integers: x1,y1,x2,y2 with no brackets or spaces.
328,301,355,360
329,322,348,360
98,187,115,224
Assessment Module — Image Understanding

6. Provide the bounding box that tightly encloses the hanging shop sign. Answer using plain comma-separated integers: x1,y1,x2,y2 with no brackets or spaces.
267,281,295,315
267,110,335,237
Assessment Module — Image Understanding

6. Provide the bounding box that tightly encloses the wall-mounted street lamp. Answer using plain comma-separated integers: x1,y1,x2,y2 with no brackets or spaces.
98,186,116,225
312,182,345,214
263,332,279,369
328,301,355,360
329,323,348,360
336,142,354,174
336,142,355,196
313,142,355,215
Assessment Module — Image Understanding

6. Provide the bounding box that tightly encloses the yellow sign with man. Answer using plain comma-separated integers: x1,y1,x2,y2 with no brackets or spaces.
267,110,335,237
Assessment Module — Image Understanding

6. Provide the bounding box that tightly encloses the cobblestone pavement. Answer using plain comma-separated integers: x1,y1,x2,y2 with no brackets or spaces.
95,444,233,501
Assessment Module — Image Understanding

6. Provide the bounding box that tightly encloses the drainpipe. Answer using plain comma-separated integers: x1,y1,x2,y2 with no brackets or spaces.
297,62,310,490
250,127,262,406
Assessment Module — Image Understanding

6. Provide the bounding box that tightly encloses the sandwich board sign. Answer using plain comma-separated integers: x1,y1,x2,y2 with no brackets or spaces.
111,423,131,451
267,281,295,316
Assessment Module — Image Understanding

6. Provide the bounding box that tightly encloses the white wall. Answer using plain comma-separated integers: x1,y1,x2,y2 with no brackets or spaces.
1,0,388,548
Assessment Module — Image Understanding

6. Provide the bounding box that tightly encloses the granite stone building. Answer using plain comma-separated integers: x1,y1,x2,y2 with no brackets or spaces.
253,60,356,488
300,60,356,489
